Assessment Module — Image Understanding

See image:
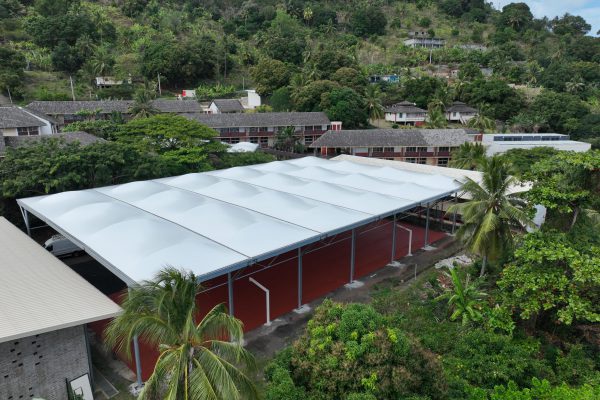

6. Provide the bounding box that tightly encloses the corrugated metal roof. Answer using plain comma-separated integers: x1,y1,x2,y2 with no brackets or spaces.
0,217,121,343
18,157,461,285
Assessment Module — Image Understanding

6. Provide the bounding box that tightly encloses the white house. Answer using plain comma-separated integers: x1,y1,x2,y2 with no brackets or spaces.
481,133,592,155
384,101,427,126
0,106,57,137
445,101,478,124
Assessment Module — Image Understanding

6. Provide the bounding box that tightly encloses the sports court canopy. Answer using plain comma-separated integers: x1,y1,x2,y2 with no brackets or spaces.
17,157,460,286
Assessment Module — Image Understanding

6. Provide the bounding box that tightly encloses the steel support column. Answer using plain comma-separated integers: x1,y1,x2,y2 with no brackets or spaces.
227,272,234,316
452,193,458,235
21,207,31,237
391,214,397,262
424,203,430,246
297,248,303,309
349,229,356,283
133,335,143,387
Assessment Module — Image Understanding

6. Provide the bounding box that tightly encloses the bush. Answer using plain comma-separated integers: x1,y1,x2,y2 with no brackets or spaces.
265,300,448,400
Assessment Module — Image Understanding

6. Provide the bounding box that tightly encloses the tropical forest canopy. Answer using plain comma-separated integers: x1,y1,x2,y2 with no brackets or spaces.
0,0,599,134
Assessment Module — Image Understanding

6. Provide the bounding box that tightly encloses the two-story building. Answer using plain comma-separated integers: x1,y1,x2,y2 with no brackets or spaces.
310,128,475,166
384,101,427,126
184,112,339,148
404,37,446,49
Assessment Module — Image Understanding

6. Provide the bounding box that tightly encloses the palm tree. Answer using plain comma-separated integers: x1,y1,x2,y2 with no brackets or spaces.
90,46,115,76
425,107,448,128
105,268,258,400
274,126,302,153
467,113,496,133
129,88,158,119
449,142,486,170
448,156,532,276
364,85,384,123
436,267,487,325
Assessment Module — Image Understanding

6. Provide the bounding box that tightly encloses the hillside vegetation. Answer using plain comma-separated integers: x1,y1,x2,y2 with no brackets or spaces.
1,0,599,135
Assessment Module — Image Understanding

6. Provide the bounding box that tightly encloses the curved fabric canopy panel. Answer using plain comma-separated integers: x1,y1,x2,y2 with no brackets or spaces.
18,157,460,285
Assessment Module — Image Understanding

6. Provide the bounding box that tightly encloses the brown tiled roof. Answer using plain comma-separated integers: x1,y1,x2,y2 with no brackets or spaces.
212,99,245,113
27,100,204,115
1,131,105,156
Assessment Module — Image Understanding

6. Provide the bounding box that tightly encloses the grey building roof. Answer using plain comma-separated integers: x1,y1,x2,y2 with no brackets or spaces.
184,112,331,128
446,101,477,113
27,100,204,115
310,129,475,148
0,107,45,128
212,99,245,113
385,101,426,114
1,131,105,156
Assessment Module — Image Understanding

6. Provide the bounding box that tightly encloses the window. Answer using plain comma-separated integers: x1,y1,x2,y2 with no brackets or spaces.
249,137,259,143
372,147,384,153
384,157,394,160
304,136,315,145
384,147,394,152
417,146,427,152
260,137,268,144
230,138,240,144
17,126,39,136
405,157,417,163
438,146,449,152
437,158,449,167
418,157,427,164
405,147,417,152
249,127,258,133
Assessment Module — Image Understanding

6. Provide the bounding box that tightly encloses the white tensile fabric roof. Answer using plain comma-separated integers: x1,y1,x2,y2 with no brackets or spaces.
0,217,121,343
18,157,460,285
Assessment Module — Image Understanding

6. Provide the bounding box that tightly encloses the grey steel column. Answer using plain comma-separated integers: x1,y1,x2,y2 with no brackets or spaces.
350,229,356,283
452,193,458,235
23,209,31,236
391,214,397,262
227,272,234,316
133,336,143,387
297,248,303,309
424,203,430,246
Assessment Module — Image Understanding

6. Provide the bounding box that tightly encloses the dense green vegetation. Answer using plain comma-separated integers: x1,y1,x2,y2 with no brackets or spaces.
264,150,600,399
1,0,599,137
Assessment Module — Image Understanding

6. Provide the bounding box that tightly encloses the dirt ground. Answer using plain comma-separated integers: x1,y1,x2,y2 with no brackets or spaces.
245,235,462,360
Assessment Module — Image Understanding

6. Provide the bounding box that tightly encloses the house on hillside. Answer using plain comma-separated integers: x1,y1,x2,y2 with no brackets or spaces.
208,90,262,114
310,128,475,166
184,112,339,148
445,101,478,124
0,106,57,137
94,76,132,88
384,101,427,126
404,37,445,49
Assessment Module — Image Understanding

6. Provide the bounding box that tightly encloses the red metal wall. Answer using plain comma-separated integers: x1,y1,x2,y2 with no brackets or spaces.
93,221,447,382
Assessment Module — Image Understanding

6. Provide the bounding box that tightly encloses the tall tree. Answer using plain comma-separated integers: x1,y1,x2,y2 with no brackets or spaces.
449,156,531,276
129,88,158,119
105,268,258,400
364,85,384,123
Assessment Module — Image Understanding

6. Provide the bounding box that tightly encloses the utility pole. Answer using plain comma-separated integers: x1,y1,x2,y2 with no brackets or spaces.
157,73,162,96
69,76,76,101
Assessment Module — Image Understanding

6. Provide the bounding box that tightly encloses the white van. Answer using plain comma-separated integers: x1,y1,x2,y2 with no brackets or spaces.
44,234,83,257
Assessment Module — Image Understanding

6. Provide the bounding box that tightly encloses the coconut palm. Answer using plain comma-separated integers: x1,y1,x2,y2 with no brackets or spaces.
448,156,532,276
449,142,486,170
364,85,384,123
467,113,496,133
436,267,487,325
129,88,158,119
90,46,115,76
425,107,448,128
105,268,258,400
